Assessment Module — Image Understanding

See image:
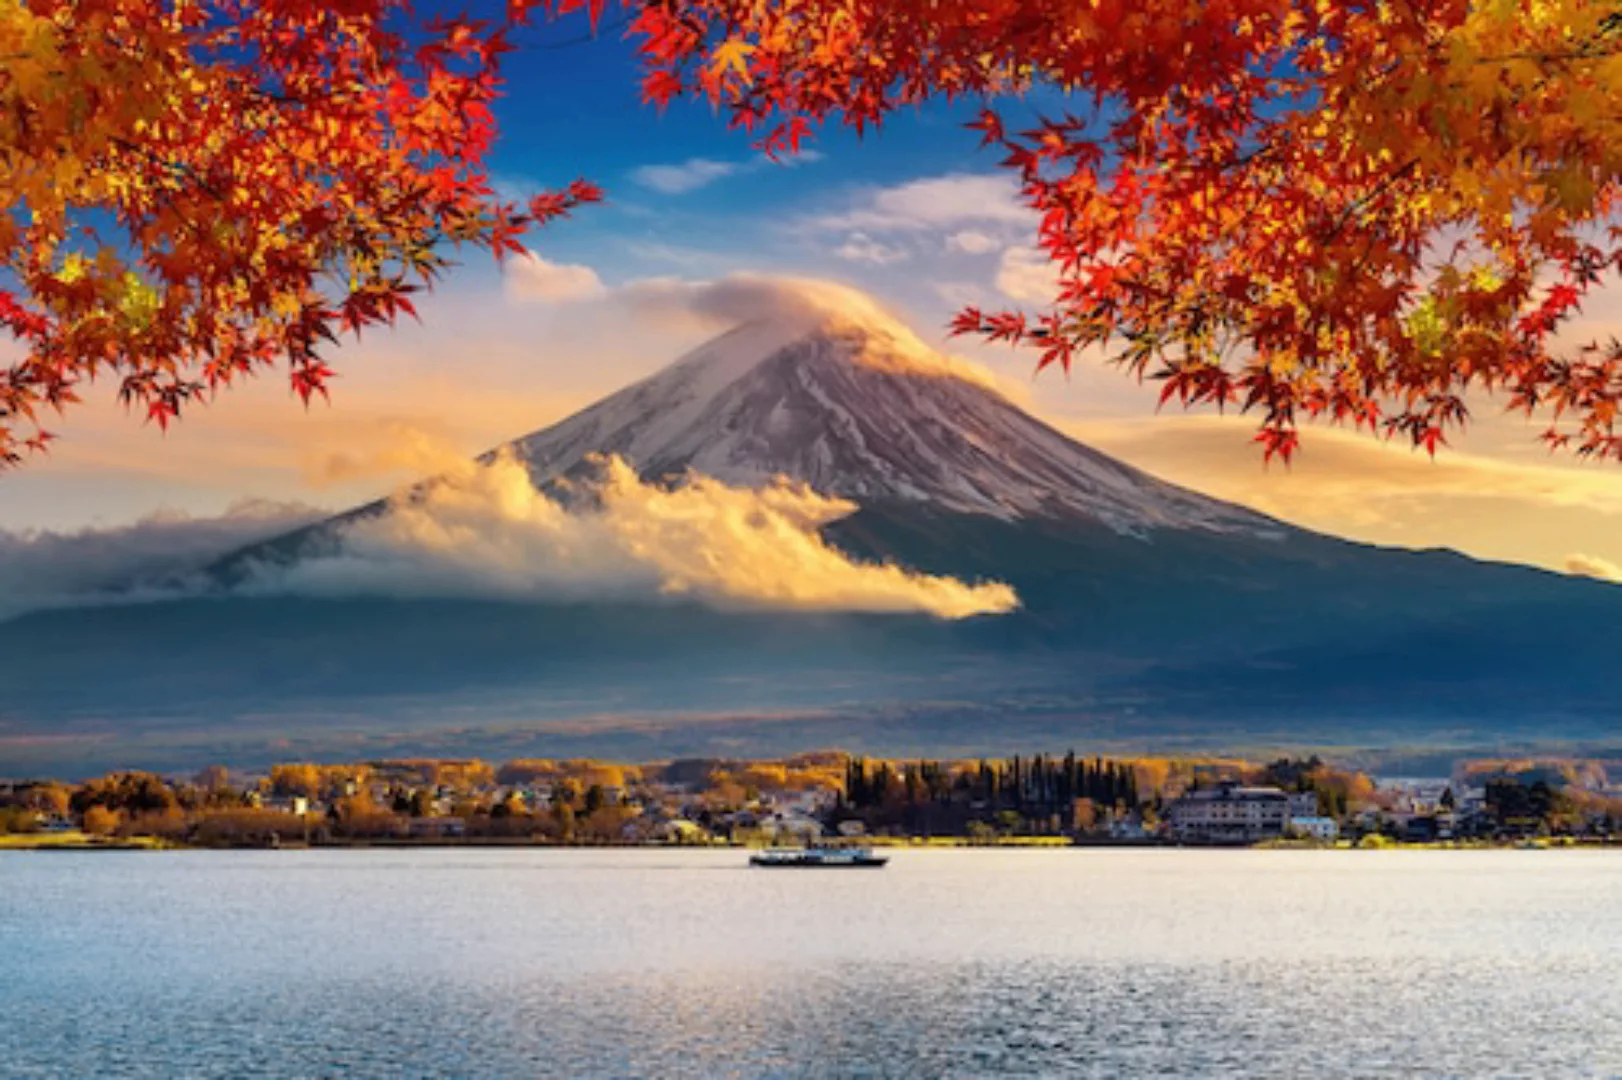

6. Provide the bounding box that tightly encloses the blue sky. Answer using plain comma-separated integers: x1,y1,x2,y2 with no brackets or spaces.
477,17,1059,316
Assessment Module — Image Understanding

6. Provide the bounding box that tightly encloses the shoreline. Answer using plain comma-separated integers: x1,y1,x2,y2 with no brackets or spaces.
3,832,1612,853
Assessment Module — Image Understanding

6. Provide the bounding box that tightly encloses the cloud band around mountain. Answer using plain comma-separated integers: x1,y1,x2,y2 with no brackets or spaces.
246,451,1019,620
1,449,1018,623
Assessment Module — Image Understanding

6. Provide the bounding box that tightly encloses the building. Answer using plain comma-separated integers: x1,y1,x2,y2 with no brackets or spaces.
1288,792,1320,819
1166,782,1291,843
1287,815,1340,841
1380,777,1454,816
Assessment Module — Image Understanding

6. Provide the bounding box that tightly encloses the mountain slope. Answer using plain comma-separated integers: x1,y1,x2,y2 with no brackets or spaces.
498,315,1283,534
6,302,1622,775
210,309,1284,582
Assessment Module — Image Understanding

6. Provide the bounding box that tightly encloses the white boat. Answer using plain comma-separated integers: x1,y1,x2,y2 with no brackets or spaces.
749,846,888,868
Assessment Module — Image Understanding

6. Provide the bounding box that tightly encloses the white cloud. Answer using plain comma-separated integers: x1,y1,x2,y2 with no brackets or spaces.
0,501,323,621
948,230,1001,255
1,446,1018,622
932,281,993,309
504,252,605,304
630,157,740,195
809,173,1035,233
834,233,908,265
1565,553,1622,582
248,452,1018,620
631,150,826,195
995,245,1061,305
611,273,909,332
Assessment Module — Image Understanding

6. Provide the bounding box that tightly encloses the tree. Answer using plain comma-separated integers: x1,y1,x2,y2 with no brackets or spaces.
551,801,576,843
0,0,599,464
81,805,121,835
71,771,177,816
26,783,72,818
8,2,1615,466
631,0,1621,461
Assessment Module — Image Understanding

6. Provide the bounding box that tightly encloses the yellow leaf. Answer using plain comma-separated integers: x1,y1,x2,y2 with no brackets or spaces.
710,38,757,83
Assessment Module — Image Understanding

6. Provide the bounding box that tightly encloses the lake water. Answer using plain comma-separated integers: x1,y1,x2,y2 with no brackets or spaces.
3,848,1621,1078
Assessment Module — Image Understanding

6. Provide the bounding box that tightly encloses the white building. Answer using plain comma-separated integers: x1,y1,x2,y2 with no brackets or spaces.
1287,815,1340,841
1166,782,1290,843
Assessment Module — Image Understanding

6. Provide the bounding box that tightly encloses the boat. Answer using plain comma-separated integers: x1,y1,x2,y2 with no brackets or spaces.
749,846,889,868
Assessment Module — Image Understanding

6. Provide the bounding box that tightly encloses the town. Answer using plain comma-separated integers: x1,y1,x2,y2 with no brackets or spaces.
2,752,1619,850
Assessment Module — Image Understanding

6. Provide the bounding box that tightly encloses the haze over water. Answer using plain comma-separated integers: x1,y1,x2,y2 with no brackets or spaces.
5,848,1620,1078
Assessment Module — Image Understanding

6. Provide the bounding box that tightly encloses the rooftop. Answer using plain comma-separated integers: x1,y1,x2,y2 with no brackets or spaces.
1177,782,1289,803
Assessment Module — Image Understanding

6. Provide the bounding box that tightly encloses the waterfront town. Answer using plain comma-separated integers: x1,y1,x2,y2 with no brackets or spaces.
2,752,1620,849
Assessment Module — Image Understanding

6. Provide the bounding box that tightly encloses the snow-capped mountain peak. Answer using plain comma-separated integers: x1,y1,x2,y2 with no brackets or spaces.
502,311,1285,538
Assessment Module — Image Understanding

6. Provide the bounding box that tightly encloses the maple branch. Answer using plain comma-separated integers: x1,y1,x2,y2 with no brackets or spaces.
1473,45,1622,64
1316,158,1423,247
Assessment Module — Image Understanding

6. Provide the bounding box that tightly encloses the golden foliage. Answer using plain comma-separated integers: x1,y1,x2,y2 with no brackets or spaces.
269,763,371,799
81,805,121,835
637,0,1622,460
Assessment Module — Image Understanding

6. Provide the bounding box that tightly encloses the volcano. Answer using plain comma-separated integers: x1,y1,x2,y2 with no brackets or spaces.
499,316,1280,532
5,300,1622,774
212,307,1285,578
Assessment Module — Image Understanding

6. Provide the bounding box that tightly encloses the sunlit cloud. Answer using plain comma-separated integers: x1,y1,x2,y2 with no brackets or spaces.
248,451,1019,619
1,449,1019,622
1068,413,1622,574
504,252,605,303
299,420,484,491
502,270,1018,397
1565,553,1622,583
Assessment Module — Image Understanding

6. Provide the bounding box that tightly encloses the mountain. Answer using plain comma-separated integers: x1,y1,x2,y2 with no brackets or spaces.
5,302,1622,775
210,310,1282,578
501,317,1283,533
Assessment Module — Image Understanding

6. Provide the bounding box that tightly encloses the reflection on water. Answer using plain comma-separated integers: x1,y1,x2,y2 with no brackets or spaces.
3,849,1620,1078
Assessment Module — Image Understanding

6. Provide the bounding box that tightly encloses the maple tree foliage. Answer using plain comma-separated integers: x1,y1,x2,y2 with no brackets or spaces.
2,0,1617,467
622,0,1621,461
0,0,599,466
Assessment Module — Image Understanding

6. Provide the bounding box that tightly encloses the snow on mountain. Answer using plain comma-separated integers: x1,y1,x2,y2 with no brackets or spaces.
501,308,1287,539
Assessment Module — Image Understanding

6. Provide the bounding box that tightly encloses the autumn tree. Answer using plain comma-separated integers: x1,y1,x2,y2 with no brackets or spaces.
70,770,177,816
0,0,597,464
6,1,1614,466
24,782,73,818
270,763,370,800
550,800,576,842
80,805,122,835
497,759,560,786
629,0,1621,460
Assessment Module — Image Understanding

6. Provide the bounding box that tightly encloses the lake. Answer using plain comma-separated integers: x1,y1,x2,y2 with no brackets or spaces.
3,848,1620,1078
